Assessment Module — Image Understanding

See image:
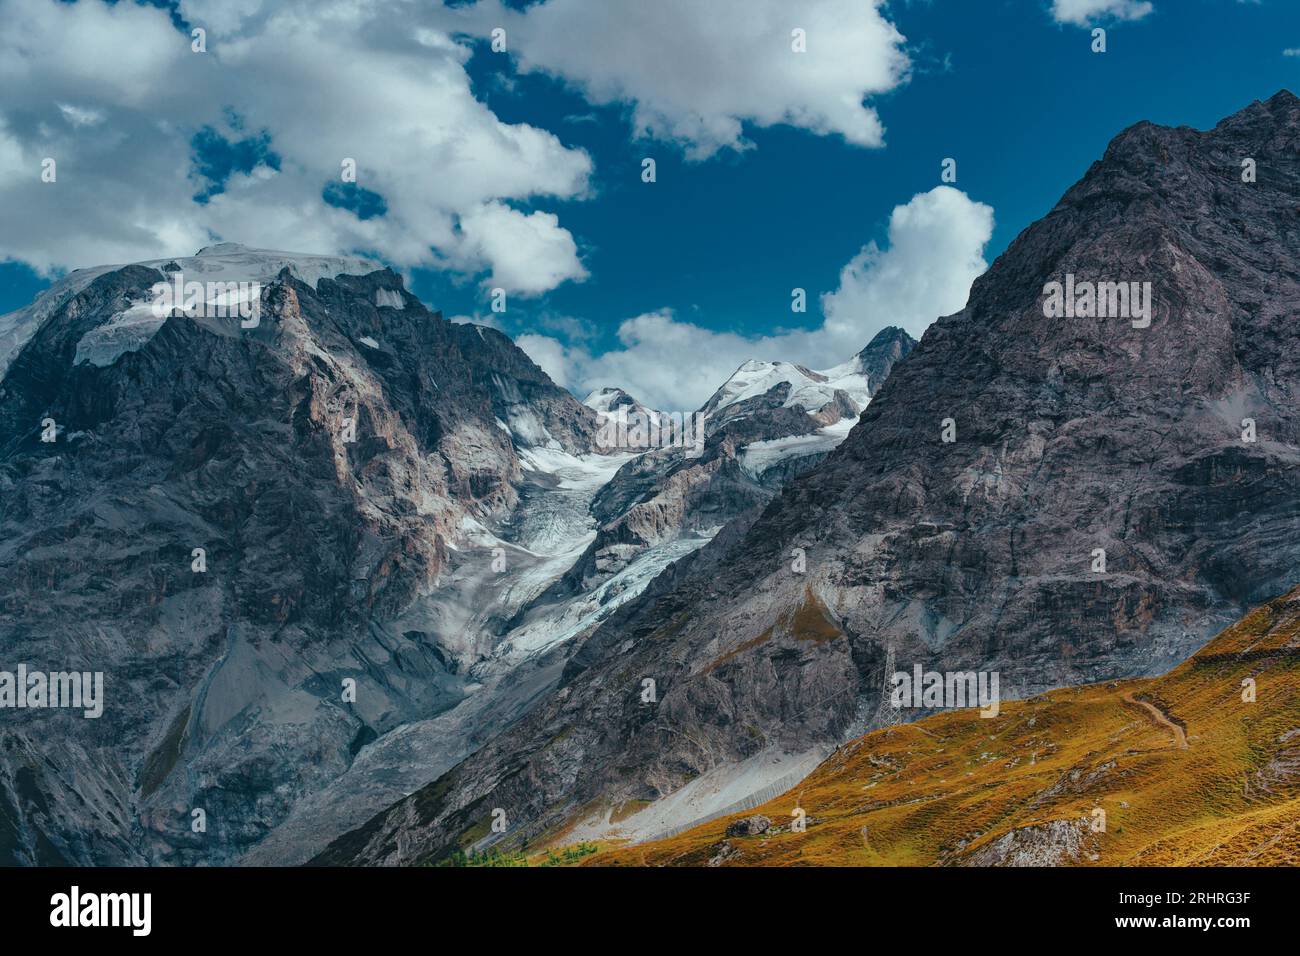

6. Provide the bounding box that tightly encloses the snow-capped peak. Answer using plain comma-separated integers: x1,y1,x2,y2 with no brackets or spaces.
583,386,642,416
178,243,381,288
0,244,384,376
701,356,871,418
582,387,669,428
698,327,918,422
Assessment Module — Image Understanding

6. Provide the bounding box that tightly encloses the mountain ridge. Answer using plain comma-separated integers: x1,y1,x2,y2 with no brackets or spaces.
0,241,913,865
313,90,1300,867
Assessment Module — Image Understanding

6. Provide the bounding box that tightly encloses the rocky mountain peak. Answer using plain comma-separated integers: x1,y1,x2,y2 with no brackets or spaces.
0,245,609,864
312,92,1300,868
853,326,916,389
583,386,644,415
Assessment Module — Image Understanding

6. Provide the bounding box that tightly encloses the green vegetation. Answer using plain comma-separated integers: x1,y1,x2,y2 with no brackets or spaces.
436,847,529,867
538,842,599,866
435,842,599,867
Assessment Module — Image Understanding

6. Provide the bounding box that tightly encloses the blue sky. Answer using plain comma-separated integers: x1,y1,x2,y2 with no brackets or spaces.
438,0,1297,335
2,0,1298,406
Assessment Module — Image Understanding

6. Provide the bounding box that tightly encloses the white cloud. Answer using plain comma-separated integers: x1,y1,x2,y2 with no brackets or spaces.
179,0,268,37
0,0,922,293
1050,0,1154,27
0,0,591,293
524,311,766,411
478,0,911,159
517,187,994,410
820,185,994,344
514,332,573,388
458,202,587,296
56,103,106,127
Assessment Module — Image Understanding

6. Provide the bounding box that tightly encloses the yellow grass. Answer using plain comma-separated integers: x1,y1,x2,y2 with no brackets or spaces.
582,587,1300,866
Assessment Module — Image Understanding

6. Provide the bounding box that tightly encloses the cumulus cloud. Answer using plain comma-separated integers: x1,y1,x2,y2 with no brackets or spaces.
820,185,994,344
0,0,590,293
0,0,922,291
458,202,588,295
521,311,767,411
1050,0,1154,26
476,0,911,159
513,332,574,388
517,187,994,410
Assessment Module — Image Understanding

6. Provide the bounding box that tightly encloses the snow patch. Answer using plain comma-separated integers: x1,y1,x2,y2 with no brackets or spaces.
3,243,383,376
504,406,557,449
518,446,638,491
73,302,167,367
583,387,625,415
375,288,405,309
739,415,858,478
704,357,871,417
493,530,713,663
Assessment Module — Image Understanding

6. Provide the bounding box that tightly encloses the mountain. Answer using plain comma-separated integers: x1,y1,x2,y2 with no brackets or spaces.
0,243,383,379
0,243,618,865
315,91,1300,866
700,359,868,426
0,242,910,866
280,331,912,864
582,386,655,419
700,326,914,436
539,328,915,602
853,326,916,396
592,582,1300,866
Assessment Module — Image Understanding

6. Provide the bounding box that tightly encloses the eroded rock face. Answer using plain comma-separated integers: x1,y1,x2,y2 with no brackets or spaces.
961,819,1096,867
317,92,1300,867
0,250,602,865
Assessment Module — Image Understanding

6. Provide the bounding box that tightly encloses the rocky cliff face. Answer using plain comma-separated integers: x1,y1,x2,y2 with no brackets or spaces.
0,245,608,865
316,91,1300,866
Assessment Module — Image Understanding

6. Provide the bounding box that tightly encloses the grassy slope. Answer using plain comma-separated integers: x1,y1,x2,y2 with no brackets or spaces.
583,586,1300,866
